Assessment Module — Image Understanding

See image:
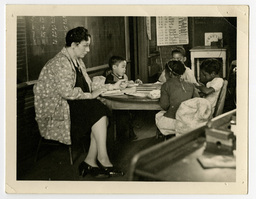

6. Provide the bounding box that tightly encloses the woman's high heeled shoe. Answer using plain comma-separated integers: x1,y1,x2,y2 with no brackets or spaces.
96,159,124,177
78,161,99,177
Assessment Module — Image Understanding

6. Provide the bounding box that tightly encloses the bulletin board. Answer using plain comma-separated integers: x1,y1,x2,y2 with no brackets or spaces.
17,16,126,83
156,17,189,46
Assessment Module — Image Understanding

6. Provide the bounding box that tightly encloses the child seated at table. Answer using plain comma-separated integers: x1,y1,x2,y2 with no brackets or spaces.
158,47,199,85
155,60,200,136
104,55,142,140
104,55,142,86
195,58,224,115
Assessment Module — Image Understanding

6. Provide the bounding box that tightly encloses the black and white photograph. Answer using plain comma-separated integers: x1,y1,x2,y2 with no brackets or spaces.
4,4,251,195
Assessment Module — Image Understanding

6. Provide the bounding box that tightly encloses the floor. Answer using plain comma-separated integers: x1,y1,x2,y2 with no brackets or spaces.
17,110,164,181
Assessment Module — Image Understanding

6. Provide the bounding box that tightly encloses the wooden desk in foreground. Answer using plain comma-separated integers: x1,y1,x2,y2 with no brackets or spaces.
128,110,236,182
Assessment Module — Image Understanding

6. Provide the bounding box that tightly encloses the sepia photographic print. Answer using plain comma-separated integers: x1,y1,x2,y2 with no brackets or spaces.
5,4,249,195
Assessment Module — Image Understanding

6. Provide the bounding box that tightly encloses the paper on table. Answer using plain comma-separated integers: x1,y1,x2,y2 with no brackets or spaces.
101,90,123,96
136,83,161,91
197,153,236,169
124,92,148,98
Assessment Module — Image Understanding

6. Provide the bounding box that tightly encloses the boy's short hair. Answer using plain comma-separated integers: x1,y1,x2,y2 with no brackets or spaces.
165,60,186,76
108,56,126,70
200,58,221,74
171,46,186,57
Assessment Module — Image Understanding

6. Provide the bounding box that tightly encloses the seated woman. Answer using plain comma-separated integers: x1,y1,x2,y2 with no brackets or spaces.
155,60,200,136
33,27,123,178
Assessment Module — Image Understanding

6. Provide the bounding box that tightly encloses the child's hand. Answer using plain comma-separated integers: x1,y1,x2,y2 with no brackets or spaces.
120,80,128,89
113,79,127,90
197,81,205,86
194,81,204,89
135,79,143,84
194,84,200,89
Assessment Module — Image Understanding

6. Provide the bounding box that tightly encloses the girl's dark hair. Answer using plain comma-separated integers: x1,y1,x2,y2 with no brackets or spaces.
65,27,91,47
165,60,186,76
200,58,221,74
108,56,126,69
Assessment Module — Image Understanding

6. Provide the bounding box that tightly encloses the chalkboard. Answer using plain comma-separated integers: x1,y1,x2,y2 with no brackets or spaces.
17,16,126,83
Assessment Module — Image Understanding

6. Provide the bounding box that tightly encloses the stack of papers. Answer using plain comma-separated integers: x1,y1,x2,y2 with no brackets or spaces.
136,83,161,91
101,90,123,96
124,92,148,98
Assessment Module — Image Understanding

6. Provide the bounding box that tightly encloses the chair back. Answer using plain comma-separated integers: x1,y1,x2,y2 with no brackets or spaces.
213,80,228,117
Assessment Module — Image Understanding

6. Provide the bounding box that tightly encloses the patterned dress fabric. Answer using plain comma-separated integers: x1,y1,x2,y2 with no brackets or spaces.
34,47,94,144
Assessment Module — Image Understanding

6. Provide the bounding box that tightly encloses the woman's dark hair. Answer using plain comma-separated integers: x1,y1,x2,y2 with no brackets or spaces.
108,55,126,69
65,27,91,47
200,58,221,74
165,60,186,76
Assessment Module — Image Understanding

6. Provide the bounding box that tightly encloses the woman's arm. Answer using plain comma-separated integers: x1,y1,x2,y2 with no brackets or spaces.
54,57,92,100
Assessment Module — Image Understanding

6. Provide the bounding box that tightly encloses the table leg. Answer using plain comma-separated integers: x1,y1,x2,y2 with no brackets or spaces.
223,56,226,78
191,54,195,78
107,110,117,158
196,58,200,81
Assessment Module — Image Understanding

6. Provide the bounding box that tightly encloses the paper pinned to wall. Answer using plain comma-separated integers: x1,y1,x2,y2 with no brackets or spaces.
156,17,189,46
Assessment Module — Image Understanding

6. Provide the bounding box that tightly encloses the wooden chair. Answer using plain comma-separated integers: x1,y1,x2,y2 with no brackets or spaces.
213,79,228,117
34,127,87,165
34,136,74,165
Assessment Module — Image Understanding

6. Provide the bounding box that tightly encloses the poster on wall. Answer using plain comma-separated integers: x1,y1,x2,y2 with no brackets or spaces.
156,16,189,46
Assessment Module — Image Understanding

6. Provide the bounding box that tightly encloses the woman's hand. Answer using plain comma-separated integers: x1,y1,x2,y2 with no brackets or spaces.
91,87,107,98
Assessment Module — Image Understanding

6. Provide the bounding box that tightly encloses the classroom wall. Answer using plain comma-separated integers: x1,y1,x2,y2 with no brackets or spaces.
17,16,127,84
17,16,237,84
146,17,237,78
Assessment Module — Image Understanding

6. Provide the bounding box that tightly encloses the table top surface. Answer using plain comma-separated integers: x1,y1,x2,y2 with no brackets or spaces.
158,144,235,182
101,93,160,103
101,83,161,103
134,137,236,182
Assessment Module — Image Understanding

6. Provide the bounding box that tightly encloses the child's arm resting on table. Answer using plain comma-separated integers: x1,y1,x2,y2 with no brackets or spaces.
105,79,127,90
